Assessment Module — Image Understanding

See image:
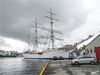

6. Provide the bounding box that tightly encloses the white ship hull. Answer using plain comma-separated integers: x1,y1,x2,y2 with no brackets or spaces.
23,49,69,59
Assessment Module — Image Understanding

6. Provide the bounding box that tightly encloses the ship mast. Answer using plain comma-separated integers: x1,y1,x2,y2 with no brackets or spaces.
25,29,31,52
34,18,38,51
46,8,59,49
27,30,31,51
31,9,62,50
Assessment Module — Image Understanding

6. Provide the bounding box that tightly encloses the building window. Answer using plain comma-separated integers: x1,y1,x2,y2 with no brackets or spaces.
87,49,89,54
94,49,96,53
88,49,89,53
90,49,92,53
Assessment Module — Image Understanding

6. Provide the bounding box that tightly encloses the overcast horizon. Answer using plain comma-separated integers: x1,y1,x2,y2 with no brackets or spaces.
0,0,100,52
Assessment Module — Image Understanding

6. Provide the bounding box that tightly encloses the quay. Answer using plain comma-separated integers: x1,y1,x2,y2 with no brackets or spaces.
40,60,100,75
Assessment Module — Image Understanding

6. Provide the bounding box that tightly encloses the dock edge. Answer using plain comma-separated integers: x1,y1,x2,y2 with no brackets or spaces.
39,60,50,75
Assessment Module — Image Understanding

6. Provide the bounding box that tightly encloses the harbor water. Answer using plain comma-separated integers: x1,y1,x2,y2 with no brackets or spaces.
0,58,47,75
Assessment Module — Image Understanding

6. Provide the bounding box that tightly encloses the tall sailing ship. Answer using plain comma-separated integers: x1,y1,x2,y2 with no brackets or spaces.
23,9,69,59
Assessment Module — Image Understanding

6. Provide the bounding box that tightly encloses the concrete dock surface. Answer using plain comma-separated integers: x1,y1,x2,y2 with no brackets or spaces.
43,60,100,75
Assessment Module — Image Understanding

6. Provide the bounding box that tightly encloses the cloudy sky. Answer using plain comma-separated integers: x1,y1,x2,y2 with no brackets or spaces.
0,0,100,52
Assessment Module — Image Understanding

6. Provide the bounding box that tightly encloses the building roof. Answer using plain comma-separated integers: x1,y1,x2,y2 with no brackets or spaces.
77,34,100,49
86,34,100,47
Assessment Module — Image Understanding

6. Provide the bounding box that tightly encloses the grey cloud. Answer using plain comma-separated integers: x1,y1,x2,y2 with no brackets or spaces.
0,0,88,42
0,37,11,48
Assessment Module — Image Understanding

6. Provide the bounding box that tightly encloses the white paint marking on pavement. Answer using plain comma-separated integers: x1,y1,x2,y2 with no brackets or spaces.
91,70,99,75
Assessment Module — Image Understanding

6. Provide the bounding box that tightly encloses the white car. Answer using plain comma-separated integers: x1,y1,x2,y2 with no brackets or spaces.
71,55,96,65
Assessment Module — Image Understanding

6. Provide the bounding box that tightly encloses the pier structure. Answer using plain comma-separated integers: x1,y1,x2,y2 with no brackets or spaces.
40,60,100,75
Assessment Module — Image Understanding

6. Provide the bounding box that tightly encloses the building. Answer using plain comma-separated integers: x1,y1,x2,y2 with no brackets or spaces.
59,45,75,51
85,34,100,57
76,34,96,49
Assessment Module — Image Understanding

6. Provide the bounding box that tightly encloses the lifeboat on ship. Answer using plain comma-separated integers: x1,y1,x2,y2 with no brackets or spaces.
37,52,43,55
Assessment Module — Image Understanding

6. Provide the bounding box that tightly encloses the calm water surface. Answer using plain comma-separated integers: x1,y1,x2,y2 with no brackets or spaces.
0,58,47,75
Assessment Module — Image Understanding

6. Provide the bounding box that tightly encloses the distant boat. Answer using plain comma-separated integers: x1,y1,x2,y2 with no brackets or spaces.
0,55,16,57
0,50,17,57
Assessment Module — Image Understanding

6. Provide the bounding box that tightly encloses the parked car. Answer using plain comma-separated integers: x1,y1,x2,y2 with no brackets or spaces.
52,56,58,60
71,55,96,65
59,56,64,60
